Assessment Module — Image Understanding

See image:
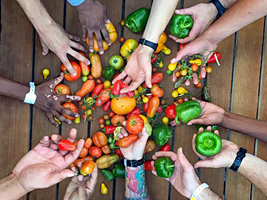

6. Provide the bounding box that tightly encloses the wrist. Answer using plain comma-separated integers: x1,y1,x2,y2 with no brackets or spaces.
220,111,230,126
76,0,93,10
17,85,30,102
138,44,154,56
208,2,219,22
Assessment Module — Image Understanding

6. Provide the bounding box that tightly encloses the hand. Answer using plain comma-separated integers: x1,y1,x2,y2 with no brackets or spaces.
116,122,149,160
152,148,200,198
35,73,81,126
187,98,225,126
112,45,153,93
38,21,90,75
12,129,84,192
63,167,98,200
192,126,239,168
76,0,110,54
169,3,218,44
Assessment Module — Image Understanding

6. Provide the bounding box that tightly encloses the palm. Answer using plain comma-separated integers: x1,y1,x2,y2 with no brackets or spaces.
120,138,145,160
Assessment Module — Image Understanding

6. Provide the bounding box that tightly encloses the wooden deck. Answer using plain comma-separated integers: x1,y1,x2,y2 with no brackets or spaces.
0,0,267,199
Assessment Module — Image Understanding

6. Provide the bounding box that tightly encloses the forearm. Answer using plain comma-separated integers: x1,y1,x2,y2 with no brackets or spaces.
0,174,28,200
202,0,267,44
220,112,267,143
125,165,149,200
0,75,29,101
196,188,222,200
238,153,267,196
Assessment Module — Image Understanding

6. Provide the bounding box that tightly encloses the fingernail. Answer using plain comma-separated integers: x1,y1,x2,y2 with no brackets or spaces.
90,49,94,52
67,173,75,178
68,121,72,124
170,59,176,63
108,43,111,46
175,10,181,14
100,51,104,55
78,175,83,181
188,123,192,125
72,72,77,76
75,114,79,118
87,60,90,65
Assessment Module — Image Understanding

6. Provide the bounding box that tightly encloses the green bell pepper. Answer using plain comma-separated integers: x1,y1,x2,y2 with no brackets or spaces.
195,124,218,132
112,164,125,178
175,100,202,125
100,169,115,181
103,66,115,81
152,124,172,146
195,131,222,157
125,7,150,33
155,157,174,178
169,15,194,39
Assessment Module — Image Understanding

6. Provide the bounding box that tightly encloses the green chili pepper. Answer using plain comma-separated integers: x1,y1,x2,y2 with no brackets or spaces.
103,66,115,81
112,164,125,178
195,124,218,132
195,131,222,157
100,169,115,181
155,157,174,178
175,100,202,125
152,124,172,146
169,15,194,39
125,7,150,33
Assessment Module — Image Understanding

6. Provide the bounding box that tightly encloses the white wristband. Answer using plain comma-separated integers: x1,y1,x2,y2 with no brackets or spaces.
24,82,37,105
190,183,209,200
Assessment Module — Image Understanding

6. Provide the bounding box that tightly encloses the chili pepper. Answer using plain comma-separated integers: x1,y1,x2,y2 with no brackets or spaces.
160,143,170,151
100,169,115,181
96,88,111,107
144,140,156,153
175,100,202,125
112,80,122,95
126,108,141,119
155,32,168,53
143,72,164,88
103,66,115,81
144,161,154,171
147,96,160,118
125,7,150,33
75,80,95,98
58,139,76,151
96,154,119,169
91,84,104,98
155,157,174,178
165,104,176,119
101,183,108,195
195,131,222,157
112,164,125,178
103,125,116,134
115,148,124,158
103,100,111,112
207,52,221,64
195,124,218,132
179,43,186,50
143,103,149,112
152,124,172,146
151,54,158,64
169,15,194,39
118,134,139,148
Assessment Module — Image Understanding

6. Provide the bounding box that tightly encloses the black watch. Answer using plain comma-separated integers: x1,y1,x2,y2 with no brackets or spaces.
124,158,144,167
230,147,247,172
210,0,226,19
139,38,158,52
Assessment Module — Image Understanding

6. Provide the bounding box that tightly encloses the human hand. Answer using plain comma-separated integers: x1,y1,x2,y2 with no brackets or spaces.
116,122,149,160
38,21,90,75
192,126,239,168
63,167,98,200
169,3,218,44
35,73,81,126
152,148,200,198
76,0,110,54
187,98,225,126
112,45,153,93
12,129,84,192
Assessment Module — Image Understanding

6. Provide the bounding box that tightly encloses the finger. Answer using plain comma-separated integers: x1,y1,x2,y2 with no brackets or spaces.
51,73,64,88
206,126,212,132
154,151,178,162
69,41,87,53
41,41,49,56
214,130,220,136
95,32,104,54
64,139,85,167
138,127,149,144
86,167,98,196
101,26,111,45
187,118,205,126
68,48,90,65
46,112,59,127
58,95,81,102
170,46,192,63
56,104,79,118
61,56,77,76
48,169,75,186
121,81,140,93
144,65,152,88
175,8,194,15
112,71,127,84
51,110,71,124
197,127,205,134
152,170,157,176
177,148,193,172
192,134,206,160
68,34,80,42
121,128,129,137
88,32,94,52
78,182,87,200
82,27,87,41
123,76,132,85
50,143,59,151
116,132,123,140
51,134,62,144
40,136,51,147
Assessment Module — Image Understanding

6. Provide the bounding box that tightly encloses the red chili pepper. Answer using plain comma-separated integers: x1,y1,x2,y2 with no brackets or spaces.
115,148,124,158
58,139,76,151
160,143,170,151
151,53,158,64
179,43,186,50
102,100,111,112
91,84,104,98
156,105,163,113
144,161,154,171
112,80,121,95
207,52,221,64
126,108,141,119
102,125,116,134
143,103,148,112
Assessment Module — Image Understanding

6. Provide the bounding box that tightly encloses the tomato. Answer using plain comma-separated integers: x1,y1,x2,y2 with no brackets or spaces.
92,132,108,147
111,115,126,126
54,84,70,95
118,135,139,148
108,111,115,118
151,84,164,97
89,146,102,158
162,117,169,124
100,124,105,129
101,145,111,155
180,69,188,76
172,90,178,98
126,115,144,135
120,39,138,59
86,109,92,116
120,37,125,43
165,104,176,119
80,160,95,176
96,88,111,107
84,138,93,149
96,79,102,84
111,96,136,115
177,87,188,94
102,100,111,112
62,102,78,120
143,103,148,112
179,43,186,50
168,63,177,71
78,101,86,110
206,66,213,73
109,55,124,70
79,147,88,158
88,75,94,80
61,61,81,81
195,82,203,88
104,80,111,88
105,119,111,125
76,80,95,98
103,114,109,120
175,71,181,78
142,72,164,88
142,96,149,103
147,96,160,118
144,140,156,153
191,64,199,72
99,117,105,124
177,98,184,104
157,105,163,113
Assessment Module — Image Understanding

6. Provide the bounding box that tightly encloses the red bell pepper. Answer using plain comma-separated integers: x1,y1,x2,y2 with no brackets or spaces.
102,100,111,112
58,139,76,151
151,53,158,64
160,143,170,151
144,161,154,171
102,125,116,134
112,80,122,95
207,52,221,64
126,108,141,119
91,84,104,98
115,148,124,158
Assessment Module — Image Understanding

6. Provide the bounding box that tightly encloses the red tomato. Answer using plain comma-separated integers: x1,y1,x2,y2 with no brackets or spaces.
177,98,184,104
96,79,102,84
111,115,126,126
80,160,95,176
62,102,78,120
89,146,102,158
88,75,94,80
191,64,199,71
108,111,115,118
101,145,111,155
54,84,70,95
78,101,86,110
151,84,164,97
98,117,105,124
61,61,81,81
126,115,144,135
195,82,203,88
92,132,108,147
165,104,176,119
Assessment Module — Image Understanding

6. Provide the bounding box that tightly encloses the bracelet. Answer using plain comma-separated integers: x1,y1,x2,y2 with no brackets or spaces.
24,82,37,105
210,0,226,19
124,158,144,167
230,147,247,172
190,183,209,200
138,38,158,52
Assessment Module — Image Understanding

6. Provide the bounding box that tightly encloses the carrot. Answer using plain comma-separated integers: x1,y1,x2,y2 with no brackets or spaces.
75,80,95,98
79,52,90,76
89,53,102,78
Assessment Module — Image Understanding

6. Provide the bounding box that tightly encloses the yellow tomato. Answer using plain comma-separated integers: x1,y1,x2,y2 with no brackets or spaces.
159,61,164,68
206,66,213,73
74,116,80,124
86,109,92,116
168,63,177,71
111,96,136,115
142,96,149,103
177,87,188,94
180,69,188,76
162,46,171,55
171,90,179,98
42,69,50,79
104,80,111,88
162,117,169,125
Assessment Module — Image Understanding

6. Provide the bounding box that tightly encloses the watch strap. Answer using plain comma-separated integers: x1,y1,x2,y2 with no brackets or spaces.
24,82,37,105
124,158,144,167
210,0,226,18
230,147,247,172
139,38,158,52
190,183,209,200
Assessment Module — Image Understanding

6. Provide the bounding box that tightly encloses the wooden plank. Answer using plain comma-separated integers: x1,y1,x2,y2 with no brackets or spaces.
226,18,264,200
0,0,33,200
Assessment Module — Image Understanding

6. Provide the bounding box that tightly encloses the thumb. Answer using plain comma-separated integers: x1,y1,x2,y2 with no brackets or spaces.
171,46,191,63
48,169,75,186
40,39,49,56
139,127,149,145
177,148,192,171
144,65,152,88
175,8,194,15
187,119,203,126
194,160,215,169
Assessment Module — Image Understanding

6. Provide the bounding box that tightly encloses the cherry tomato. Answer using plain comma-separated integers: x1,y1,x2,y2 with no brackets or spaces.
126,115,144,135
177,98,184,104
61,61,81,81
99,117,105,124
175,71,181,78
79,147,88,158
96,79,102,84
54,84,70,95
86,109,92,116
103,114,109,120
62,102,78,120
180,69,188,76
84,138,93,149
172,90,178,98
165,104,176,119
100,124,105,129
206,66,213,73
157,105,163,113
120,36,125,43
162,117,169,124
78,101,86,110
106,119,111,126
195,82,203,88
120,20,125,26
89,146,102,158
104,80,111,88
108,111,115,118
80,160,95,176
101,145,111,155
88,75,94,80
111,115,126,126
191,64,199,72
161,99,166,105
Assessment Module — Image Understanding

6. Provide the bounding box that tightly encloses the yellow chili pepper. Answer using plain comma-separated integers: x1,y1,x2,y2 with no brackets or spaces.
189,59,202,66
54,117,61,125
168,63,177,71
101,183,108,195
162,46,171,55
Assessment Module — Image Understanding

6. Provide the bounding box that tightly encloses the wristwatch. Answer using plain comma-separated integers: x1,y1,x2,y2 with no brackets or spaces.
230,147,247,172
210,0,226,19
24,82,37,105
124,158,144,167
139,38,158,52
